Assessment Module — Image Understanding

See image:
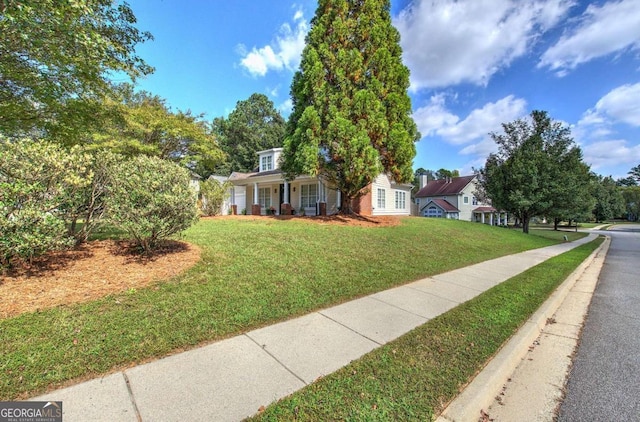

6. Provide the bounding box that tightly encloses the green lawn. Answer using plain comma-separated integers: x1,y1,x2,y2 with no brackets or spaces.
0,217,580,400
251,237,603,421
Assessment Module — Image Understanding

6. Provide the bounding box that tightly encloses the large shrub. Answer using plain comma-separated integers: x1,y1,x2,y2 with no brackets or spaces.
199,178,231,216
59,149,118,245
107,155,198,252
0,139,87,266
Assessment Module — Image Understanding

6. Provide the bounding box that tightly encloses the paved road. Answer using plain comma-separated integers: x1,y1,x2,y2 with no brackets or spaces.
558,224,640,421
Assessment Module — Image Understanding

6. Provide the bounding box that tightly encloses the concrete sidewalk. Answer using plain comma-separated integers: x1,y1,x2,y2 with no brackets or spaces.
34,234,599,422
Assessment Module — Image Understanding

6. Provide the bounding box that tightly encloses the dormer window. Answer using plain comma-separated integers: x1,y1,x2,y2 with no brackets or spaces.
260,155,273,172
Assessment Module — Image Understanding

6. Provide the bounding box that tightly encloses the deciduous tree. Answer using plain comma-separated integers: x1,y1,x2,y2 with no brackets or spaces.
281,0,419,214
478,110,591,233
592,175,625,222
0,0,153,136
212,93,285,174
87,87,224,178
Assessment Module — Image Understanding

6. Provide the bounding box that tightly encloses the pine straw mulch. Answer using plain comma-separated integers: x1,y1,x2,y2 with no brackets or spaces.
0,215,400,320
0,240,201,320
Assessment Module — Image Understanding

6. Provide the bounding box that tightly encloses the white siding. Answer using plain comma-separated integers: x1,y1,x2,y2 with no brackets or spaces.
234,186,246,214
371,174,411,216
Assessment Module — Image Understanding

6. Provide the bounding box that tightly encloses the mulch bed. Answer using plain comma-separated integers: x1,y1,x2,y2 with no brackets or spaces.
0,240,201,319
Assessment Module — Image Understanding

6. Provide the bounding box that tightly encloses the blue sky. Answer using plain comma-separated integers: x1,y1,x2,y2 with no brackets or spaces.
127,0,640,179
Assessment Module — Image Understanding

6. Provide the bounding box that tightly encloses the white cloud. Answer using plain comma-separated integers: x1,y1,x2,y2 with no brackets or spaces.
539,0,640,74
414,94,527,145
239,10,308,77
583,139,640,170
394,0,574,90
279,98,293,116
412,93,460,137
586,83,640,127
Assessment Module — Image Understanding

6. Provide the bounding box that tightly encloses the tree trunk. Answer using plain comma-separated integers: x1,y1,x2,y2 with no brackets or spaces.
554,218,560,231
522,212,530,234
340,192,354,215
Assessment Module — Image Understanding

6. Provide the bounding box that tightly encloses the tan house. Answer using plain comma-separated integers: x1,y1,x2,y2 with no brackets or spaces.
222,148,413,216
414,175,507,225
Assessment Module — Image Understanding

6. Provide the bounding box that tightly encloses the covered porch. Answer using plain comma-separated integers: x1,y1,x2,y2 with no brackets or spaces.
229,172,340,216
473,206,508,226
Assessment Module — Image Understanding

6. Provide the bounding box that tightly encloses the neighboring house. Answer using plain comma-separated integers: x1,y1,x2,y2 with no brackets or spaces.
414,175,507,225
219,148,413,216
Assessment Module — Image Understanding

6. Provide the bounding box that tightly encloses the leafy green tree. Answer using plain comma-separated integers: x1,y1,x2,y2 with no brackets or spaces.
0,0,153,136
199,178,232,216
212,93,285,174
621,186,640,221
592,175,625,222
86,87,224,178
281,0,419,214
617,176,638,187
478,110,589,233
435,168,460,179
546,161,595,229
0,138,87,267
106,155,199,253
629,164,640,184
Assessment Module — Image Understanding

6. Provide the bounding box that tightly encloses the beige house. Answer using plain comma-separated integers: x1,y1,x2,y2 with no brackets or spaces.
222,148,413,216
415,175,507,225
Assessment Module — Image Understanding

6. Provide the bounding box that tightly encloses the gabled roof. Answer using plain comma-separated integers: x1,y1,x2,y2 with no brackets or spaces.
421,198,460,212
473,206,497,212
415,175,475,198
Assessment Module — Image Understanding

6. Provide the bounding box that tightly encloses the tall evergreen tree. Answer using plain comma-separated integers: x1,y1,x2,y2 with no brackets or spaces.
281,0,419,214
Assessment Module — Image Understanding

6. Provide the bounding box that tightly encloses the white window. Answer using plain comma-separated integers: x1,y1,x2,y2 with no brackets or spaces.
260,155,273,172
377,188,386,209
300,184,318,208
395,191,406,209
463,196,469,204
258,187,271,209
472,196,478,205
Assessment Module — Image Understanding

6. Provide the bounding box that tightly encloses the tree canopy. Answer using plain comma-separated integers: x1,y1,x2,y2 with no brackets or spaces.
592,175,625,222
0,0,153,137
478,110,591,233
629,164,640,184
212,93,285,175
72,86,223,178
281,0,419,213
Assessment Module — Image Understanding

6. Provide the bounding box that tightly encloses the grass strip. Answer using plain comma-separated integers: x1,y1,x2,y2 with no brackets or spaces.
251,237,603,421
0,218,582,400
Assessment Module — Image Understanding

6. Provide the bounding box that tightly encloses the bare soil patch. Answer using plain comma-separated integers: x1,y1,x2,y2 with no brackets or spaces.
0,240,201,319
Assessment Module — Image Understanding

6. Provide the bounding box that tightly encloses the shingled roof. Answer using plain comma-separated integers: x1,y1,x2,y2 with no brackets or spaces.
422,198,459,212
415,175,476,198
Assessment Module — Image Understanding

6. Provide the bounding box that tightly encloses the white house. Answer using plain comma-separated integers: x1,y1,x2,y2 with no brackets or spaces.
220,148,413,216
414,175,507,225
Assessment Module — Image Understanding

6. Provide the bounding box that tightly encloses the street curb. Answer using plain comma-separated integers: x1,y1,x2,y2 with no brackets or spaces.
436,235,610,422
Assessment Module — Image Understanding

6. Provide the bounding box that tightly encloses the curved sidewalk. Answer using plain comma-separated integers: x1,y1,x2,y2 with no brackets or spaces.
34,233,599,421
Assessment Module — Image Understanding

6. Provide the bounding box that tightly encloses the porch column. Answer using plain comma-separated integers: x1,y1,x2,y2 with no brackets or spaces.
481,213,485,224
230,187,237,215
489,213,494,226
283,181,289,204
281,180,292,215
318,180,327,215
252,183,261,215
